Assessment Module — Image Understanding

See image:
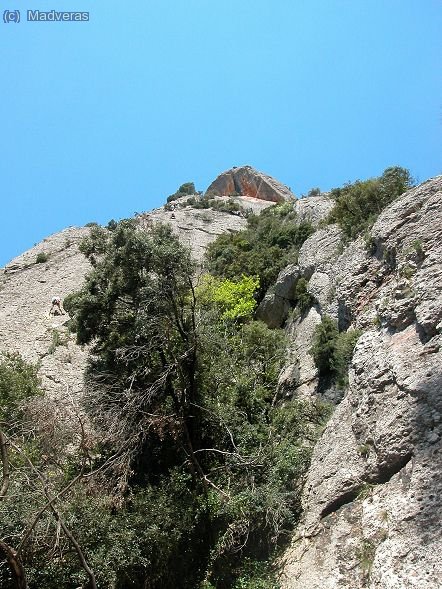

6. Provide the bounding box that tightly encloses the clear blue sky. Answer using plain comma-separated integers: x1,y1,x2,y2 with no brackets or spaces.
1,1,441,266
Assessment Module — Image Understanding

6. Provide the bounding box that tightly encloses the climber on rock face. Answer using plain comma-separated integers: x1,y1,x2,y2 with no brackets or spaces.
49,296,65,316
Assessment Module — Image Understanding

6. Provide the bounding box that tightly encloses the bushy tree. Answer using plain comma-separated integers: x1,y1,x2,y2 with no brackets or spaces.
167,181,196,202
60,219,331,588
328,166,413,239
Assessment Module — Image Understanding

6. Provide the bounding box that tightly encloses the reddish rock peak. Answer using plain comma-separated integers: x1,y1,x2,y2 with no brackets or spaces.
206,165,296,203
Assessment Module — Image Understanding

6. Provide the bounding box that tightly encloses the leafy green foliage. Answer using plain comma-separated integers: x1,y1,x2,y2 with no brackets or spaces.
167,181,197,202
184,195,245,215
197,319,331,586
310,316,362,388
294,278,315,315
206,204,314,298
196,274,260,322
53,218,331,588
328,167,413,239
0,352,41,424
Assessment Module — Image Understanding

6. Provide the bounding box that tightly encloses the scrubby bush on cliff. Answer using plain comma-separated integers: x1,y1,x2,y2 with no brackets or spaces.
294,277,315,315
328,166,413,239
310,316,362,388
206,203,314,299
0,352,41,423
35,252,48,264
167,181,197,202
184,195,244,215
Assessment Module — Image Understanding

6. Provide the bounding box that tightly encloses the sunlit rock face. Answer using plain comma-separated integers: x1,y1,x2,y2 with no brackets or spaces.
278,176,442,589
206,165,295,202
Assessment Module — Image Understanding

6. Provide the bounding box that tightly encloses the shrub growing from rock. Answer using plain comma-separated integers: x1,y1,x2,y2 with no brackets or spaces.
328,167,413,239
35,252,48,264
206,204,314,299
167,181,196,202
310,316,362,388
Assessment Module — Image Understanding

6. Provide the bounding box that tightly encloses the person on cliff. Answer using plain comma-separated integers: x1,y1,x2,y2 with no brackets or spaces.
49,296,65,316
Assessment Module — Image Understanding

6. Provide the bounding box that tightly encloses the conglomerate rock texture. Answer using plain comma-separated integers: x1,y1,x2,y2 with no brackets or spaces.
206,165,295,202
278,176,442,589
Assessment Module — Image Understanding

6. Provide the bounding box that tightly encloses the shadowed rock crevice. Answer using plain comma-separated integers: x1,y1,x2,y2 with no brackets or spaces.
320,452,413,521
320,488,361,519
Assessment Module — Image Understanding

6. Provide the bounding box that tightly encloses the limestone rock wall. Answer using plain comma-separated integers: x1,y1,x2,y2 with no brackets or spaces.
278,177,442,589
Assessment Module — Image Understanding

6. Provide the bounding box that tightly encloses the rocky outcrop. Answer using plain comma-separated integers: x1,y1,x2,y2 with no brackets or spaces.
206,165,295,202
257,265,300,328
294,194,334,227
278,306,322,398
279,176,442,589
138,202,249,262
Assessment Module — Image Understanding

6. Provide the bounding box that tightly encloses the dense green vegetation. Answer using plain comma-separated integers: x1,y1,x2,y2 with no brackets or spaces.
0,219,331,589
0,165,417,588
206,203,314,299
310,316,362,388
328,166,413,239
0,352,41,425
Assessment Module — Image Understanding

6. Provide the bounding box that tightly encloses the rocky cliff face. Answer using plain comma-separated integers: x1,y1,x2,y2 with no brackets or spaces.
278,176,442,589
1,171,440,588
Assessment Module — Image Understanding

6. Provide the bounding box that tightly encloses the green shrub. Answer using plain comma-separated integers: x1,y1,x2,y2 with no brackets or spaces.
167,181,196,202
48,329,68,354
0,352,41,423
196,274,260,322
294,278,315,314
35,252,48,264
310,316,362,388
184,194,244,215
356,538,376,577
328,167,413,239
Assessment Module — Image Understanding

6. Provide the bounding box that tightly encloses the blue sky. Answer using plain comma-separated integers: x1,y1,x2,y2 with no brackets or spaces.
1,1,441,266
